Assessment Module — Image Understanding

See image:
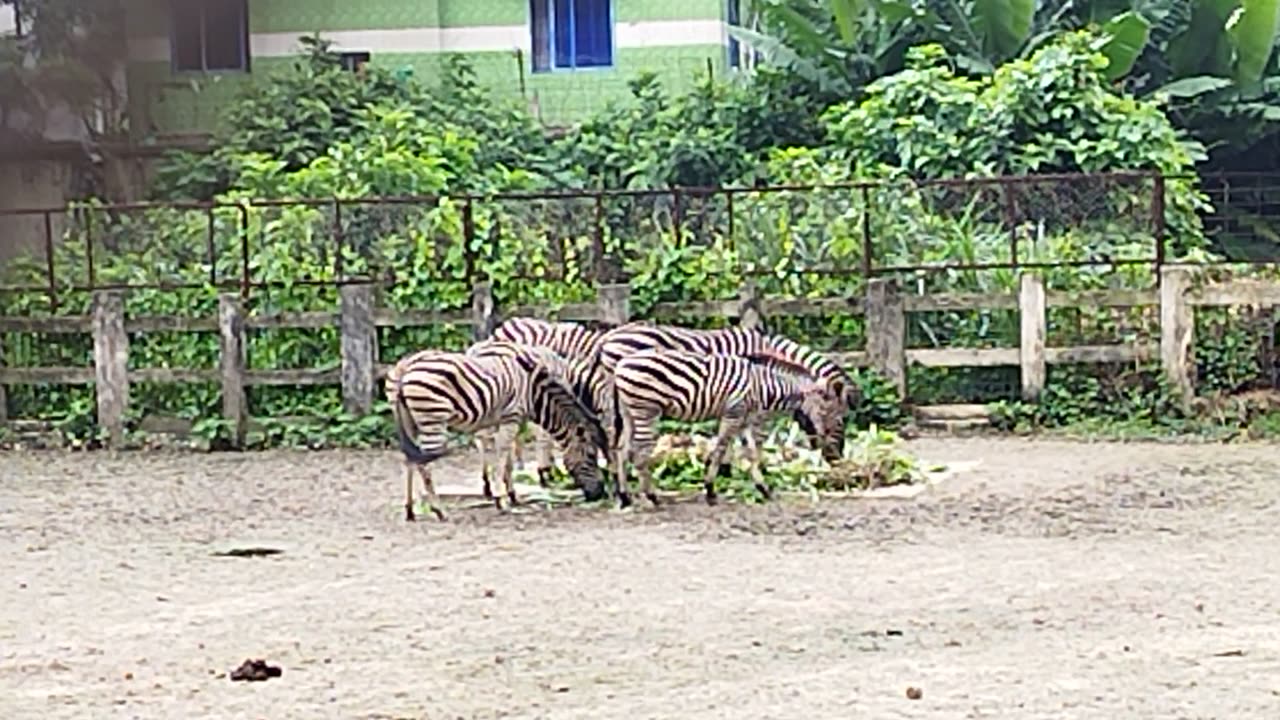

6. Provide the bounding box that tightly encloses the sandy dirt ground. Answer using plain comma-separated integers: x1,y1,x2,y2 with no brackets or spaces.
2,437,1279,719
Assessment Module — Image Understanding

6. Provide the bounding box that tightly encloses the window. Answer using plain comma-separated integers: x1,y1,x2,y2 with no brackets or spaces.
726,0,740,68
1,0,21,38
725,0,759,70
339,51,371,74
171,0,248,72
529,0,613,72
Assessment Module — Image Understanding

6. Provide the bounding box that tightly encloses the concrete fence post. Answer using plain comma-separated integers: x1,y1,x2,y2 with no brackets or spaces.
1019,273,1047,401
865,278,906,398
92,290,129,447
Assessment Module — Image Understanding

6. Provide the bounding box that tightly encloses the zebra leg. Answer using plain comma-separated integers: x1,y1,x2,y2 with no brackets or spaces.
631,412,662,508
702,415,747,506
476,428,496,500
404,462,417,522
494,424,520,511
535,426,556,487
615,404,636,509
742,419,773,501
414,464,446,521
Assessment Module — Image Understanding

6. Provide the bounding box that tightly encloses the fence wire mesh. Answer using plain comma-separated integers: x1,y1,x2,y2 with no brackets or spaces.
5,171,1280,420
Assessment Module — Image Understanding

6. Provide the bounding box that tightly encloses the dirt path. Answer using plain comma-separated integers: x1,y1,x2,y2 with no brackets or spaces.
2,438,1279,719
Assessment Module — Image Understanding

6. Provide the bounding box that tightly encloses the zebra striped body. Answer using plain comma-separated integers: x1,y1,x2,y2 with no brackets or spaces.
484,317,618,486
491,317,613,363
598,322,857,458
598,322,855,403
612,349,846,507
386,342,608,520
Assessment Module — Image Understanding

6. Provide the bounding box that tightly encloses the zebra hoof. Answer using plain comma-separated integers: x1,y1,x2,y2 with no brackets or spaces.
617,492,633,509
705,493,719,507
405,503,417,522
508,492,519,509
644,492,661,507
537,467,554,488
430,505,447,521
754,482,774,500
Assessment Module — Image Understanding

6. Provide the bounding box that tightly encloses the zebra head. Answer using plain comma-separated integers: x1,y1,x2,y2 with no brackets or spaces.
793,385,846,462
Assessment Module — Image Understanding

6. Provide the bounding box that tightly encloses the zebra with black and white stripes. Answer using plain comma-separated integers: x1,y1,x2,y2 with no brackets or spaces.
611,348,846,507
386,341,609,521
484,317,618,485
598,322,856,404
596,322,859,453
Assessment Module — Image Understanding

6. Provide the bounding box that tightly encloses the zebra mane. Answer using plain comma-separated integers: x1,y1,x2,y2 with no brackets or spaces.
761,332,858,401
742,350,820,381
577,318,620,333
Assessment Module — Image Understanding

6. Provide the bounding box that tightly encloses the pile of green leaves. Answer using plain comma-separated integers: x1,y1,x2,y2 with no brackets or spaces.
636,423,926,503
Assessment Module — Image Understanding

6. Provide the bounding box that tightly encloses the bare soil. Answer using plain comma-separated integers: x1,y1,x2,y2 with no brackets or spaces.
2,438,1279,719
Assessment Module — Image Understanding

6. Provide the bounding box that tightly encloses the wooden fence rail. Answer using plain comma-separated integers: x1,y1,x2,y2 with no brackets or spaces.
1,267,1277,446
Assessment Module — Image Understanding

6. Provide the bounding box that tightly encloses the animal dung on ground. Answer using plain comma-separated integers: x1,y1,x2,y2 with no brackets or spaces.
905,686,923,700
229,658,283,682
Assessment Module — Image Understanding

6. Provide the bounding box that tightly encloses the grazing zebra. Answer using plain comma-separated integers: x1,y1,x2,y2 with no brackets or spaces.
596,321,859,451
612,348,846,507
598,322,855,402
483,317,617,486
386,342,609,521
465,338,614,501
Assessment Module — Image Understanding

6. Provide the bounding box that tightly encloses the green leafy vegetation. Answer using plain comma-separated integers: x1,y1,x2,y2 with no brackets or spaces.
2,28,1277,448
523,423,928,505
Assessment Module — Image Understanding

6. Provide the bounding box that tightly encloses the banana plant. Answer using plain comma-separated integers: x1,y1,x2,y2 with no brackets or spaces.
727,0,1153,86
726,0,925,94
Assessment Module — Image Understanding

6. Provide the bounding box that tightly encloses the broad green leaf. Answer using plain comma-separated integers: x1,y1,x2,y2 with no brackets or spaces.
760,2,829,54
829,0,868,45
1230,0,1280,84
1167,0,1241,78
868,0,915,25
1156,75,1236,97
725,25,835,89
1099,12,1152,80
974,0,1035,60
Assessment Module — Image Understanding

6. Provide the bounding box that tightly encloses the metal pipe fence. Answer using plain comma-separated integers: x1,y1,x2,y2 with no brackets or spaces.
1,170,1273,308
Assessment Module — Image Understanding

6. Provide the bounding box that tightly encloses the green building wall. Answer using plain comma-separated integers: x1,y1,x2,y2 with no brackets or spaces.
125,0,733,136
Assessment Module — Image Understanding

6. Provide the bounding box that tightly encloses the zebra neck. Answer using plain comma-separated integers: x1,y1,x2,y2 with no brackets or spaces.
763,375,807,411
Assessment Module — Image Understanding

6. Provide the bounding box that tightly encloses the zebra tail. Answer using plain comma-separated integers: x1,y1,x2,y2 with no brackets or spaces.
392,379,443,466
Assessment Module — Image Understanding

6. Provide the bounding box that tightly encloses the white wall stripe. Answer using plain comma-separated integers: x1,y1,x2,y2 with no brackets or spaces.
614,19,723,49
129,20,729,63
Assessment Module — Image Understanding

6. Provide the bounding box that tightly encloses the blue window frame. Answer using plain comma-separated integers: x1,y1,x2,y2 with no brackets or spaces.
529,0,613,72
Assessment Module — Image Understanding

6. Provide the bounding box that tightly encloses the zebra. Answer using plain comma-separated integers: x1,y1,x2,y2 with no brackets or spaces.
482,317,617,487
596,321,859,453
386,341,609,521
465,338,615,501
611,348,847,508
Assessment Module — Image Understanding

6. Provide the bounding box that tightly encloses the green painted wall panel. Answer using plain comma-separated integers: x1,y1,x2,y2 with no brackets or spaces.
251,0,443,33
617,0,724,22
442,0,725,28
436,45,725,125
132,42,726,135
123,0,726,36
125,1,732,135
